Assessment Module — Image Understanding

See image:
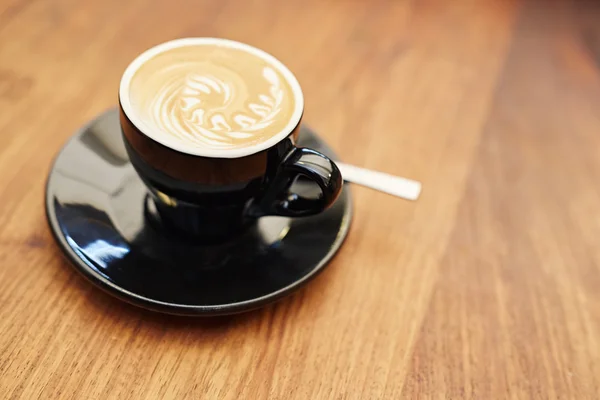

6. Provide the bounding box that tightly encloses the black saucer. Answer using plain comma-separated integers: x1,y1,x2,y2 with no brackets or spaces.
45,109,352,316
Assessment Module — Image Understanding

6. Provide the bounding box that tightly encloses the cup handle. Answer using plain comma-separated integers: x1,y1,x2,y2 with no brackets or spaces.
249,147,343,218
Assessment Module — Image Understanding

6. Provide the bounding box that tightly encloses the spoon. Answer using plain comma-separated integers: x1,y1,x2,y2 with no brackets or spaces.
336,162,422,201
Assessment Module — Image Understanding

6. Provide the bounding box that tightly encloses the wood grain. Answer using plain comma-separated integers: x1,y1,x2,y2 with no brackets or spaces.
1,0,599,398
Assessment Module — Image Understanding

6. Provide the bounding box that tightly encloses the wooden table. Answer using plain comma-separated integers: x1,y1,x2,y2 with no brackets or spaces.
2,0,600,398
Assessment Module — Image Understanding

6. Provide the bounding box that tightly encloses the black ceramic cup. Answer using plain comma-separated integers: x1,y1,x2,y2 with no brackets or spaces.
118,38,342,240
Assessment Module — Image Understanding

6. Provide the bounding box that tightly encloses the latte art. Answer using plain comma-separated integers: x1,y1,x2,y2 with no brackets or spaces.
126,42,299,152
150,67,284,148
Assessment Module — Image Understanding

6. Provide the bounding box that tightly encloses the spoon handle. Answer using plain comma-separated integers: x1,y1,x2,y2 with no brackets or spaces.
335,162,422,201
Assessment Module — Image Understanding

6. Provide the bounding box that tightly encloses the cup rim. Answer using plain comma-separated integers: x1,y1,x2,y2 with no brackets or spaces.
119,37,304,159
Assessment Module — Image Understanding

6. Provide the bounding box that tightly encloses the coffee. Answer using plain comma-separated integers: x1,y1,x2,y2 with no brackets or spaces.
124,39,301,152
118,38,342,239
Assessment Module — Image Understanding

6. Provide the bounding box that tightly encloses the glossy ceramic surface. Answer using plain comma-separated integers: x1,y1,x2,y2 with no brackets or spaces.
45,109,352,315
120,105,343,239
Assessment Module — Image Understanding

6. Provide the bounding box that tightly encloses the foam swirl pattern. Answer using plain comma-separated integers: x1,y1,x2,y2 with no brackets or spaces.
127,45,296,151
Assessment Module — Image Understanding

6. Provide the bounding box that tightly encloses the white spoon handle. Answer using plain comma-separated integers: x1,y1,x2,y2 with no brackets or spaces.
335,162,422,201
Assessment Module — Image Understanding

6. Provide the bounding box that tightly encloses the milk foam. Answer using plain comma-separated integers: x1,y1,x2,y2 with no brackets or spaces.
147,66,285,149
124,40,299,154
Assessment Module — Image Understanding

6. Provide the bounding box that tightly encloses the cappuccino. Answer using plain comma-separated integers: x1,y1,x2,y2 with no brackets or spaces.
120,38,303,155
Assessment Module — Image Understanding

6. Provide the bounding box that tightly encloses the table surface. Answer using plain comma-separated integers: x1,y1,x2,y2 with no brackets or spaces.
2,0,600,398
